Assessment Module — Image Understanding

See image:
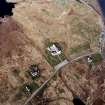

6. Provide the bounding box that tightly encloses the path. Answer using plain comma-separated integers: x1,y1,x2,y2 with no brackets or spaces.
54,59,69,70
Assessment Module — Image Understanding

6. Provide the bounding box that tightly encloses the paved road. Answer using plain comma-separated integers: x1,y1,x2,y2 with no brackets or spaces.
23,51,96,105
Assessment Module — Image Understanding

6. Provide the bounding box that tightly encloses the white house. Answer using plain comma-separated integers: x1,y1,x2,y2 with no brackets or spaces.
87,56,93,63
47,44,61,56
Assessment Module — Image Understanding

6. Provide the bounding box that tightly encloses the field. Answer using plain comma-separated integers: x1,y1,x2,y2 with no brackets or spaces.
0,0,102,105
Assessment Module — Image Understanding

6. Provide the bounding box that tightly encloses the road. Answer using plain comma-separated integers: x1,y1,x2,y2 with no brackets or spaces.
23,51,96,105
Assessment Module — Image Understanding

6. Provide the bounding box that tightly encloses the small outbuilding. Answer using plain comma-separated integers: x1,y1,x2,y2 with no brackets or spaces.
29,65,40,78
25,85,31,92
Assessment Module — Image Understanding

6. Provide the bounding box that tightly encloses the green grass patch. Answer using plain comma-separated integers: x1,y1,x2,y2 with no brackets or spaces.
14,82,40,101
45,50,65,66
55,0,69,6
52,74,58,81
76,59,83,63
74,73,80,80
29,82,39,92
45,41,66,66
22,82,39,94
92,53,102,64
70,42,90,54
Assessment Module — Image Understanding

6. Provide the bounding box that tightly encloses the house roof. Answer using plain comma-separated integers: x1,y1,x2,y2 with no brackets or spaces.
47,44,61,56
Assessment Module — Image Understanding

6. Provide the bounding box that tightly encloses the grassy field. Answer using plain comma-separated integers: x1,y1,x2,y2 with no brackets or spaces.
14,82,39,101
70,16,101,43
70,42,90,54
92,53,102,64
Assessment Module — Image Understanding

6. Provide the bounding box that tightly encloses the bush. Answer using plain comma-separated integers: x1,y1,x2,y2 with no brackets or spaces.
12,69,20,76
22,82,39,94
92,53,102,64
